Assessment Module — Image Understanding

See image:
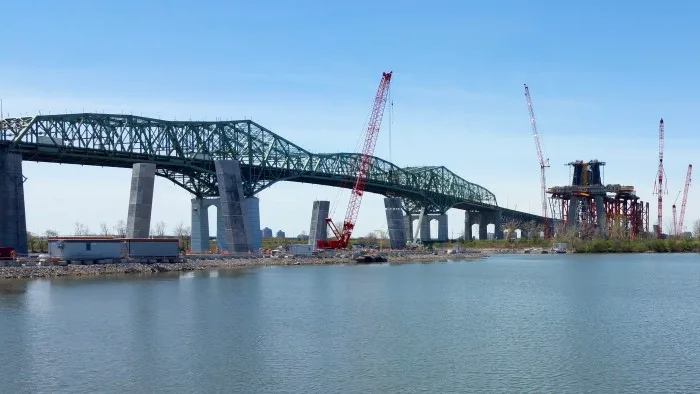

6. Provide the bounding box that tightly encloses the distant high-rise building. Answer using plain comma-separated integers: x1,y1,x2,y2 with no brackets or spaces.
262,227,273,239
276,230,286,238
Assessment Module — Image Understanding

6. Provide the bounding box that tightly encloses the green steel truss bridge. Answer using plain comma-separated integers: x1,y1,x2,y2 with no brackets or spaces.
0,113,544,223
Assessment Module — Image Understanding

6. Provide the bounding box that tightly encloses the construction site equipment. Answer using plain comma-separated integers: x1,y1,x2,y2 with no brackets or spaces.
317,71,393,249
652,118,666,238
548,160,650,239
677,164,692,234
524,84,551,237
0,247,15,260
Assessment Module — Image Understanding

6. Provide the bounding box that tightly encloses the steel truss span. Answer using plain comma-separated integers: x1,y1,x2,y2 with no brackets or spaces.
0,113,506,213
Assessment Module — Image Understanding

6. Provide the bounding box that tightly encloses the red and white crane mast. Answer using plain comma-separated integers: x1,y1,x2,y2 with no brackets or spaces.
318,71,393,249
524,84,551,237
653,118,666,238
677,164,692,234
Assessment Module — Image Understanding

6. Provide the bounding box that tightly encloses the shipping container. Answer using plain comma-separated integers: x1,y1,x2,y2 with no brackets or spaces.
125,238,179,258
48,238,122,260
287,244,313,256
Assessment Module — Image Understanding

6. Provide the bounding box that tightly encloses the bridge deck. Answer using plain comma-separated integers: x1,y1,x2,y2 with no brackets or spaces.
1,113,548,222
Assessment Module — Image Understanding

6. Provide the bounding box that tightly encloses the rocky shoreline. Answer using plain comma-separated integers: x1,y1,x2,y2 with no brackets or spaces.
0,252,485,280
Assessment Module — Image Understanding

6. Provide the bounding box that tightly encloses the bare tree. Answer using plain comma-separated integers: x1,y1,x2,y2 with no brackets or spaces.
154,221,166,237
521,221,536,240
503,220,520,241
99,222,111,236
45,229,58,238
74,222,90,236
172,221,191,251
113,220,127,237
693,219,700,238
173,221,190,238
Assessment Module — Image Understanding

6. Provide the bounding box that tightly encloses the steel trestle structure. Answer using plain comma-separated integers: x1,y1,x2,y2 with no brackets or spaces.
0,113,550,219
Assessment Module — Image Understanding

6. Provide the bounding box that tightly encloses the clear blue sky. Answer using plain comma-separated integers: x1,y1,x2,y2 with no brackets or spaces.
2,0,699,237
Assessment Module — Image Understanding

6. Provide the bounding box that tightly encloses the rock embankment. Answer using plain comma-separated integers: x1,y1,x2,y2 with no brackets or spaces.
0,251,485,280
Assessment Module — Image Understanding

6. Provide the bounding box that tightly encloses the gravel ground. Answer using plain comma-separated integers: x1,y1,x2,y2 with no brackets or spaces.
0,251,485,279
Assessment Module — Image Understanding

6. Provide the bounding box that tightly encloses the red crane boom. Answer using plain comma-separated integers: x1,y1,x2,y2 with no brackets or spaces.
317,71,393,249
653,118,665,238
524,84,551,237
677,164,692,235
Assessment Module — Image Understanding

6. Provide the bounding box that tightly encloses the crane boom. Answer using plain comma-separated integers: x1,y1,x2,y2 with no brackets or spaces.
653,118,665,238
318,71,393,249
678,164,692,234
524,84,551,237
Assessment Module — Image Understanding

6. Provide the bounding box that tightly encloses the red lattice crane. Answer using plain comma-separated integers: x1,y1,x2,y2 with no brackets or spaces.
677,164,692,235
653,118,666,238
317,71,393,249
524,84,551,237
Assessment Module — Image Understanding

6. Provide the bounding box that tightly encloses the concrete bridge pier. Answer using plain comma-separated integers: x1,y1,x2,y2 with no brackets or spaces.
493,210,504,240
191,198,214,252
0,151,28,254
214,160,252,255
126,163,156,238
191,195,261,253
435,214,448,242
464,211,475,241
420,215,431,243
403,214,414,242
384,197,407,249
308,200,330,250
567,198,580,231
478,213,488,240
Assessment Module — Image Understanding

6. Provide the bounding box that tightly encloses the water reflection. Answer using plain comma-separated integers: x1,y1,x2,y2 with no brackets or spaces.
0,280,28,295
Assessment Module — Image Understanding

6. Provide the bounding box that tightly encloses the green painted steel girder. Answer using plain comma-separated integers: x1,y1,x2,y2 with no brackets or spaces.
0,113,501,211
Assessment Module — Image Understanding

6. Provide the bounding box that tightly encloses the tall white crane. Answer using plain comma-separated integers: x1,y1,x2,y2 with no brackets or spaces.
524,84,551,237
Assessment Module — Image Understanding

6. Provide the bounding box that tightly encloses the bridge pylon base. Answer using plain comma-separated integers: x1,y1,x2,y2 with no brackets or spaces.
0,151,28,254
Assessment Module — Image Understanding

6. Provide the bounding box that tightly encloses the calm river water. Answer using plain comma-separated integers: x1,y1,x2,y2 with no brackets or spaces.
1,254,699,393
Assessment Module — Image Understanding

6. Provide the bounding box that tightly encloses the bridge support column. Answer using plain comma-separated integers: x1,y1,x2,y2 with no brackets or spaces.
308,200,330,250
215,203,226,251
420,216,431,242
126,163,156,238
478,213,488,240
191,198,211,253
384,198,407,249
436,214,448,242
595,196,606,237
464,212,473,241
0,151,28,255
493,211,503,240
403,214,414,242
214,160,251,254
520,229,529,239
244,197,262,252
567,198,580,231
